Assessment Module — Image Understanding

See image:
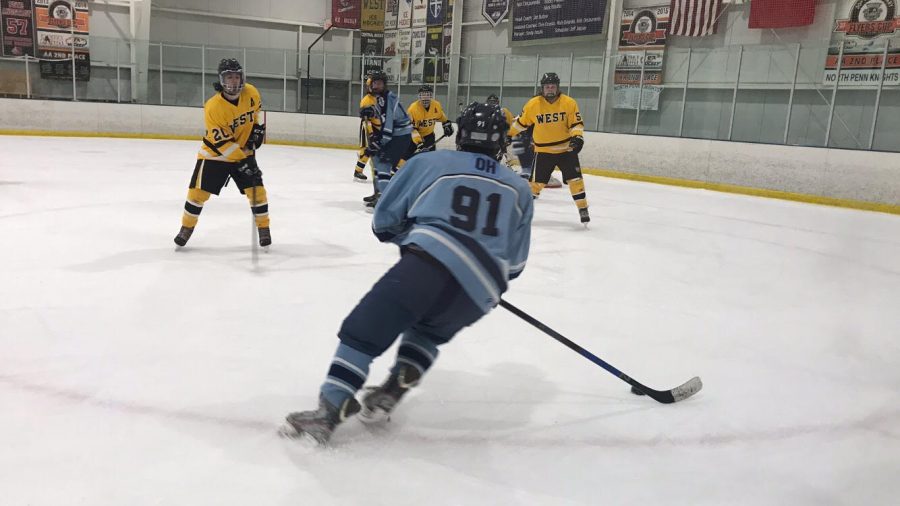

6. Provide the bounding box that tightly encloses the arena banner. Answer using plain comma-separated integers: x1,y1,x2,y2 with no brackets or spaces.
398,0,412,28
385,0,398,30
361,0,385,32
361,31,384,78
1,0,35,57
442,23,451,81
398,28,411,83
412,0,427,27
483,0,509,27
510,0,607,46
331,0,361,29
427,0,445,26
824,0,900,86
613,5,669,111
35,0,90,81
410,26,426,82
446,0,454,23
423,25,443,83
383,30,402,83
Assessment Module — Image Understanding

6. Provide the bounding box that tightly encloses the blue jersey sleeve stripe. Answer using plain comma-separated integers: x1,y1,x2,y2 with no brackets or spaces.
431,224,508,293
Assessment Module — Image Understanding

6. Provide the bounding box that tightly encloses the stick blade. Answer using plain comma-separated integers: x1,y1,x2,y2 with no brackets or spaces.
670,376,703,402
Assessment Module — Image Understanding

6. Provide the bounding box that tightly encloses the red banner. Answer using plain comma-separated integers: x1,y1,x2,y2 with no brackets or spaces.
332,0,361,29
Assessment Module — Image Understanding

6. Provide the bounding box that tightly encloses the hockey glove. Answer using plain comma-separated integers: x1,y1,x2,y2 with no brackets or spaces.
364,135,382,157
569,136,584,154
359,106,377,120
442,122,454,137
236,157,262,182
245,122,266,150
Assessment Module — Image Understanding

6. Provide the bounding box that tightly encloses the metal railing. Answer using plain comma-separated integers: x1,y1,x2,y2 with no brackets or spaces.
0,35,897,152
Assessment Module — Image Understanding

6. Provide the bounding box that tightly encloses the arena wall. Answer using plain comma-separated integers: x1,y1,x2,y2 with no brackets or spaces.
1,98,897,212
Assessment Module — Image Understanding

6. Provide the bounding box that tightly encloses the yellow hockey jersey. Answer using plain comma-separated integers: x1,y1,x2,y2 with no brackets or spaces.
509,94,584,154
360,93,383,133
407,99,448,143
197,83,262,162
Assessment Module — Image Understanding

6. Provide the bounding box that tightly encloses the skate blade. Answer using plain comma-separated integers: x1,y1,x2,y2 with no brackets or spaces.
358,407,391,425
353,177,368,183
278,422,324,447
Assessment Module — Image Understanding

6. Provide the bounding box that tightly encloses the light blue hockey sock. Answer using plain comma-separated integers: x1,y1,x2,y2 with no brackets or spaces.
320,343,375,408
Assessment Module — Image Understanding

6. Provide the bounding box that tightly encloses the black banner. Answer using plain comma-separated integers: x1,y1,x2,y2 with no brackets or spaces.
361,31,384,77
1,0,35,56
423,25,442,83
483,0,509,27
35,0,90,80
426,0,444,26
510,0,607,45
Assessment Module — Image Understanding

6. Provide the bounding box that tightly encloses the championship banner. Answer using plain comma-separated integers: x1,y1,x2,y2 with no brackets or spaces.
446,0,454,23
824,0,900,86
613,5,669,111
35,0,90,81
361,0,385,32
427,0,445,26
483,0,509,27
423,25,443,83
383,30,401,83
398,0,412,28
410,26,426,82
385,0,398,30
332,0,361,29
615,5,669,85
510,0,607,46
412,0,427,27
398,28,412,83
361,31,384,78
1,0,36,57
442,23,451,81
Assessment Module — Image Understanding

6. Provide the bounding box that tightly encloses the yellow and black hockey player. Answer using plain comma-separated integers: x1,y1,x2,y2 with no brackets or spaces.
358,71,388,204
508,72,590,224
486,94,514,128
398,84,453,167
174,58,270,247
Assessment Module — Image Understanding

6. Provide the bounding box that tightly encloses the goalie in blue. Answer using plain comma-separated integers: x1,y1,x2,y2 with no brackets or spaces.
282,102,535,445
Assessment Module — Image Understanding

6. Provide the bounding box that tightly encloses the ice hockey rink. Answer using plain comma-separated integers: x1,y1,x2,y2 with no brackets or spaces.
1,135,898,506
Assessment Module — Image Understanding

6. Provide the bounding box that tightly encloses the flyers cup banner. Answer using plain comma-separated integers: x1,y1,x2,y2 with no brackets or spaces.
825,0,900,86
35,0,90,80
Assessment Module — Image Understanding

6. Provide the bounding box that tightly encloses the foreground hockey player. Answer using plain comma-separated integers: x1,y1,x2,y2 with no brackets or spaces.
281,102,534,445
509,72,590,224
359,70,413,208
174,58,270,247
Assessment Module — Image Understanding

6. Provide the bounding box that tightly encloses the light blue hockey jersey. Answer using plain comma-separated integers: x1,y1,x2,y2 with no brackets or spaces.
372,150,534,313
379,90,413,142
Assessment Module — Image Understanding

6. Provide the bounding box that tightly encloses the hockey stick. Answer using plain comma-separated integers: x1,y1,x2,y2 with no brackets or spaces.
499,299,702,404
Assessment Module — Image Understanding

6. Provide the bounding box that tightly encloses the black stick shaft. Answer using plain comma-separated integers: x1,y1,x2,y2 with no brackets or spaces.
499,299,687,404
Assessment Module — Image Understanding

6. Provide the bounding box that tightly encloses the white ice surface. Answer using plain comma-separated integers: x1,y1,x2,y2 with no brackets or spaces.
1,136,899,506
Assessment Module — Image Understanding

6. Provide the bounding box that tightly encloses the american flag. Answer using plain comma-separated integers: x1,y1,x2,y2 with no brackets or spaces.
668,0,725,37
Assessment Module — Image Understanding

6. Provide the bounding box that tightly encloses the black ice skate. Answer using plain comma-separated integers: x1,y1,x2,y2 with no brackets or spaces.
174,226,194,247
359,364,421,424
578,207,590,225
281,395,360,445
362,191,380,203
258,227,272,247
353,171,368,182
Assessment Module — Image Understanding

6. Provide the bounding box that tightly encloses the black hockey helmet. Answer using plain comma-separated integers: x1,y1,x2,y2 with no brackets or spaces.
418,84,434,94
214,58,244,95
456,101,508,161
366,69,388,92
486,94,500,106
418,84,434,105
540,72,560,86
